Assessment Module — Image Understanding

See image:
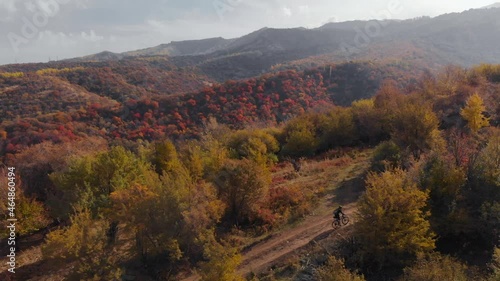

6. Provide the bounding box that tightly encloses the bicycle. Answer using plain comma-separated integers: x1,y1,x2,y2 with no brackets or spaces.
332,214,349,229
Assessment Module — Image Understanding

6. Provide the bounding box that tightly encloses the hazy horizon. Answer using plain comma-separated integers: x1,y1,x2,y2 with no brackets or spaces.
0,0,498,65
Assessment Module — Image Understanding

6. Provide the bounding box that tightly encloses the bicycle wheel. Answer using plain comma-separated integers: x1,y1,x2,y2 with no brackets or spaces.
332,219,340,229
341,216,349,225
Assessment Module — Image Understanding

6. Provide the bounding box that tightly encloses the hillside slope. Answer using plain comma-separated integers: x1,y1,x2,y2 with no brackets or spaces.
0,61,424,156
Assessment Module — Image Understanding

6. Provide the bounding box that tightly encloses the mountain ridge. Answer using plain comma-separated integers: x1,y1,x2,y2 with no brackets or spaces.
55,6,500,71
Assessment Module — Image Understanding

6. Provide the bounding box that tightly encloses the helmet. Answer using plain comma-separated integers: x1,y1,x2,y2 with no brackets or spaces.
339,205,343,209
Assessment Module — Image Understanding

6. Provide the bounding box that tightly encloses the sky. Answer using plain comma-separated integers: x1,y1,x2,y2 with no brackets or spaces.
0,0,497,65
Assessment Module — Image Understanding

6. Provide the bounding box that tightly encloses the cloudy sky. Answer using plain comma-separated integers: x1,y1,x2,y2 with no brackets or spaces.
0,0,497,65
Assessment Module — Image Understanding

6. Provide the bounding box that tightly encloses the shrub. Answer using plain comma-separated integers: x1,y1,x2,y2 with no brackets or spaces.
281,115,319,157
227,129,279,166
315,256,365,281
198,231,244,281
371,141,402,172
401,254,468,281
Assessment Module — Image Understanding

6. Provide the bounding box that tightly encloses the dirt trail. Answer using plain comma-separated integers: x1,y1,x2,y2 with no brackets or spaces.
238,202,357,276
181,157,368,281
181,203,356,281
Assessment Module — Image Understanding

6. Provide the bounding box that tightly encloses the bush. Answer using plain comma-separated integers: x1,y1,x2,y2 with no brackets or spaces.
198,231,244,281
489,247,500,281
227,129,279,166
371,141,402,172
352,98,387,143
318,107,358,150
401,254,468,281
49,146,158,219
42,209,123,280
315,256,365,281
281,115,319,157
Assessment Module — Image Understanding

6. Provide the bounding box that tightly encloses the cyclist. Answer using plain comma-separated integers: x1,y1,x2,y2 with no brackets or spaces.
333,205,344,224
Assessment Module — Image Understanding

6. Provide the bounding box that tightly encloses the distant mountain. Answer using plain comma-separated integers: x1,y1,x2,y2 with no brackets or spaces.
481,2,500,9
4,6,500,85
59,6,500,82
123,37,234,57
67,51,124,62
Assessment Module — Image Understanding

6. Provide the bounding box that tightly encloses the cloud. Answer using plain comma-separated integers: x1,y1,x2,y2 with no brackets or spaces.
81,29,104,42
0,0,18,22
298,5,310,15
0,0,498,65
282,6,292,17
0,0,17,13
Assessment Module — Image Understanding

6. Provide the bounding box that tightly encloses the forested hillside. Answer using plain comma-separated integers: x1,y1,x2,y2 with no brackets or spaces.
0,63,499,281
0,61,427,158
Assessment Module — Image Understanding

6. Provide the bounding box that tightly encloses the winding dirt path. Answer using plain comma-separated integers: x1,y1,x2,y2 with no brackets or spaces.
181,156,369,281
238,202,357,276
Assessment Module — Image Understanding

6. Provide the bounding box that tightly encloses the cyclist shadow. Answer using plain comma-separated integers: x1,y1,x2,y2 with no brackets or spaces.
330,174,366,206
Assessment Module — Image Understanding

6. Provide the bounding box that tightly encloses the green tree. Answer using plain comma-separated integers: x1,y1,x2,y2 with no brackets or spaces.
356,169,435,268
49,146,157,219
42,209,123,280
371,141,402,172
199,134,230,182
352,98,387,143
391,103,443,158
469,134,500,247
178,141,205,182
0,172,50,238
215,159,270,223
15,191,51,236
153,140,185,175
460,93,490,133
420,155,469,237
318,107,358,150
281,115,319,157
110,165,224,267
227,129,279,166
473,134,500,187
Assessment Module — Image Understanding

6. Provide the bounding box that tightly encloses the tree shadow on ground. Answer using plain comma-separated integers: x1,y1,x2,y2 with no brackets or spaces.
330,173,367,206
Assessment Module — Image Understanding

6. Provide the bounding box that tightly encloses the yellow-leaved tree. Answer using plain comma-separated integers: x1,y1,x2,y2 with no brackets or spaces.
42,209,123,280
356,169,435,269
391,102,444,159
199,230,244,281
460,93,490,133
